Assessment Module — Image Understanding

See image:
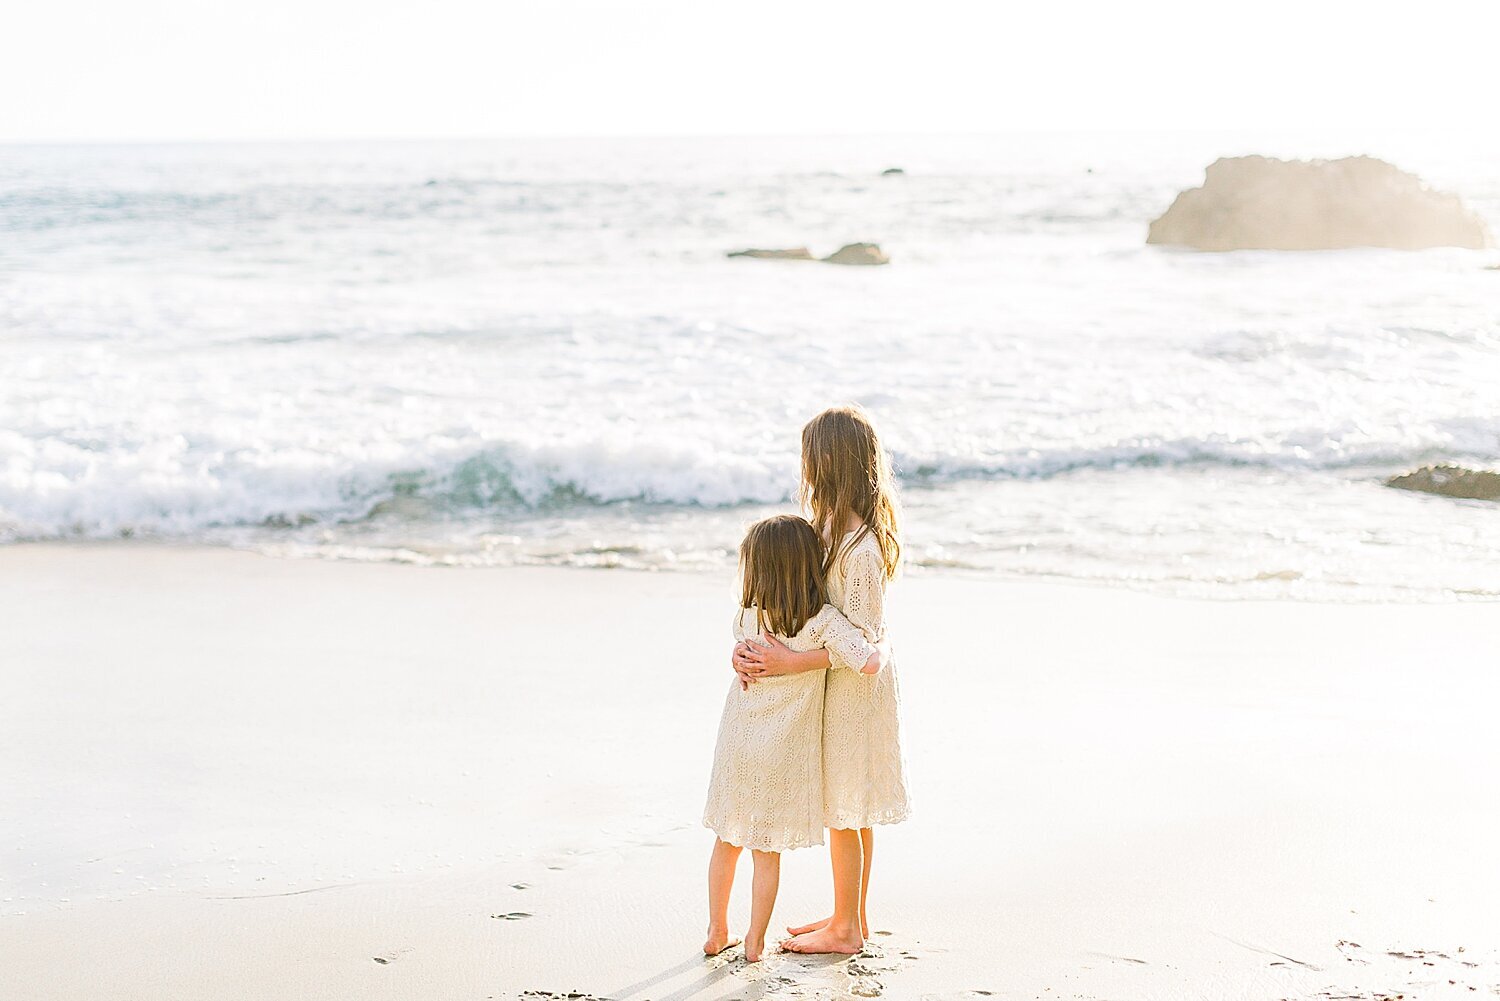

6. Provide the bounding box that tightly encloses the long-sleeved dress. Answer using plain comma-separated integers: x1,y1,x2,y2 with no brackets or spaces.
822,531,911,830
703,604,876,852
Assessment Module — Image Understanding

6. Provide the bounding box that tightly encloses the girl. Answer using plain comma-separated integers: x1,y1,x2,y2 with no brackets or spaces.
734,406,909,956
702,514,883,963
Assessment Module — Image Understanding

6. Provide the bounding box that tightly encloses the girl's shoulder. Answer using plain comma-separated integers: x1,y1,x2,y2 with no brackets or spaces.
831,529,885,571
787,604,842,646
738,604,808,638
830,531,900,596
803,603,839,629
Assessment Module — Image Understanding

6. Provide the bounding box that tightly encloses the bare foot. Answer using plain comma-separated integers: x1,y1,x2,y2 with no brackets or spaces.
787,914,871,938
703,926,741,957
786,915,832,935
745,934,766,963
781,924,863,955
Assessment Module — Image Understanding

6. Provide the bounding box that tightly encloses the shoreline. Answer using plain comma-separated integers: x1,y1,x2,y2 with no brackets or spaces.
3,542,1497,1000
6,535,1498,606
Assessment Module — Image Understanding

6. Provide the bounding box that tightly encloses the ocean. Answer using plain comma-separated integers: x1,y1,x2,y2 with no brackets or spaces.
3,132,1498,600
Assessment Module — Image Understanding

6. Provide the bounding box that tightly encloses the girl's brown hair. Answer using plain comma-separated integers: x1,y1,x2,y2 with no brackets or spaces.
800,405,902,580
739,514,829,638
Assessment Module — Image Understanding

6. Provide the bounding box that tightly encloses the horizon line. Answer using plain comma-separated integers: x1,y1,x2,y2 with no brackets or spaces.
0,126,1484,150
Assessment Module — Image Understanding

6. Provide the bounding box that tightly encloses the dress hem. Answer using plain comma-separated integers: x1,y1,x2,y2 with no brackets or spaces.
703,817,826,853
824,805,912,831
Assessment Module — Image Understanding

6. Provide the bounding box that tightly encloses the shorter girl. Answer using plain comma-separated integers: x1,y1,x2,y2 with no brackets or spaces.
702,514,882,962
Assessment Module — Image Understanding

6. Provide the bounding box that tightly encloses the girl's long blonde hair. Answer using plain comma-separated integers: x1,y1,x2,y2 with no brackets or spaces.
799,406,902,580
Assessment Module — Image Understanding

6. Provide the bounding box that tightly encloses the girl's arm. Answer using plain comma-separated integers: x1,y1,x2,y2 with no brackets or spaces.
748,551,891,677
839,549,888,645
731,610,828,684
738,552,891,677
737,636,830,677
738,623,888,677
813,607,883,675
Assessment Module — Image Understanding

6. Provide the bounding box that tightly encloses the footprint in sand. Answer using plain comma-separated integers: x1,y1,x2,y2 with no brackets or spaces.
728,937,918,998
1310,939,1495,998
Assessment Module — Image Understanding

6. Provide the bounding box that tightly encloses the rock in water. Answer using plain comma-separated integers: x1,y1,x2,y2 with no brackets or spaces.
727,247,816,260
881,167,905,175
1386,466,1500,502
1147,156,1492,251
821,242,890,265
727,243,891,265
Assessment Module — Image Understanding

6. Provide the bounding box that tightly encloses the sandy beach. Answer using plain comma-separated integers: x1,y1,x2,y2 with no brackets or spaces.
8,7,1500,999
0,543,1495,1000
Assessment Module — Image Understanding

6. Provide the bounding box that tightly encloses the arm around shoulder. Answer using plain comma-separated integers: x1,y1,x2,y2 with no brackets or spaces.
813,605,881,674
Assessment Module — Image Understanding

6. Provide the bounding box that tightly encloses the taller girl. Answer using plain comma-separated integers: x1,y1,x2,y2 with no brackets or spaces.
735,406,910,955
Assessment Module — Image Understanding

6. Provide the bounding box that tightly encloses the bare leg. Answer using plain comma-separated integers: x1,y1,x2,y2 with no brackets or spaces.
786,829,834,936
782,828,863,954
704,839,743,956
745,850,781,962
857,827,873,938
786,827,875,938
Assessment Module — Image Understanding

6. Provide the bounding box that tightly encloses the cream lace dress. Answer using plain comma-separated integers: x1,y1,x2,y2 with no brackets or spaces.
823,532,911,830
703,605,876,852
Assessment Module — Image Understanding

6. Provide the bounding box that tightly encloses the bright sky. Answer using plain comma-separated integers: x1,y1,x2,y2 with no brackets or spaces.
3,0,1497,143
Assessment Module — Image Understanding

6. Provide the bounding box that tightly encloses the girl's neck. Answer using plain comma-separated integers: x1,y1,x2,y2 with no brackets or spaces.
821,515,868,547
835,514,865,537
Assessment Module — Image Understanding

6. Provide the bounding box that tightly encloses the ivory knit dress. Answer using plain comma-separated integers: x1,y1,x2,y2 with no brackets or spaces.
822,532,911,830
703,605,876,852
